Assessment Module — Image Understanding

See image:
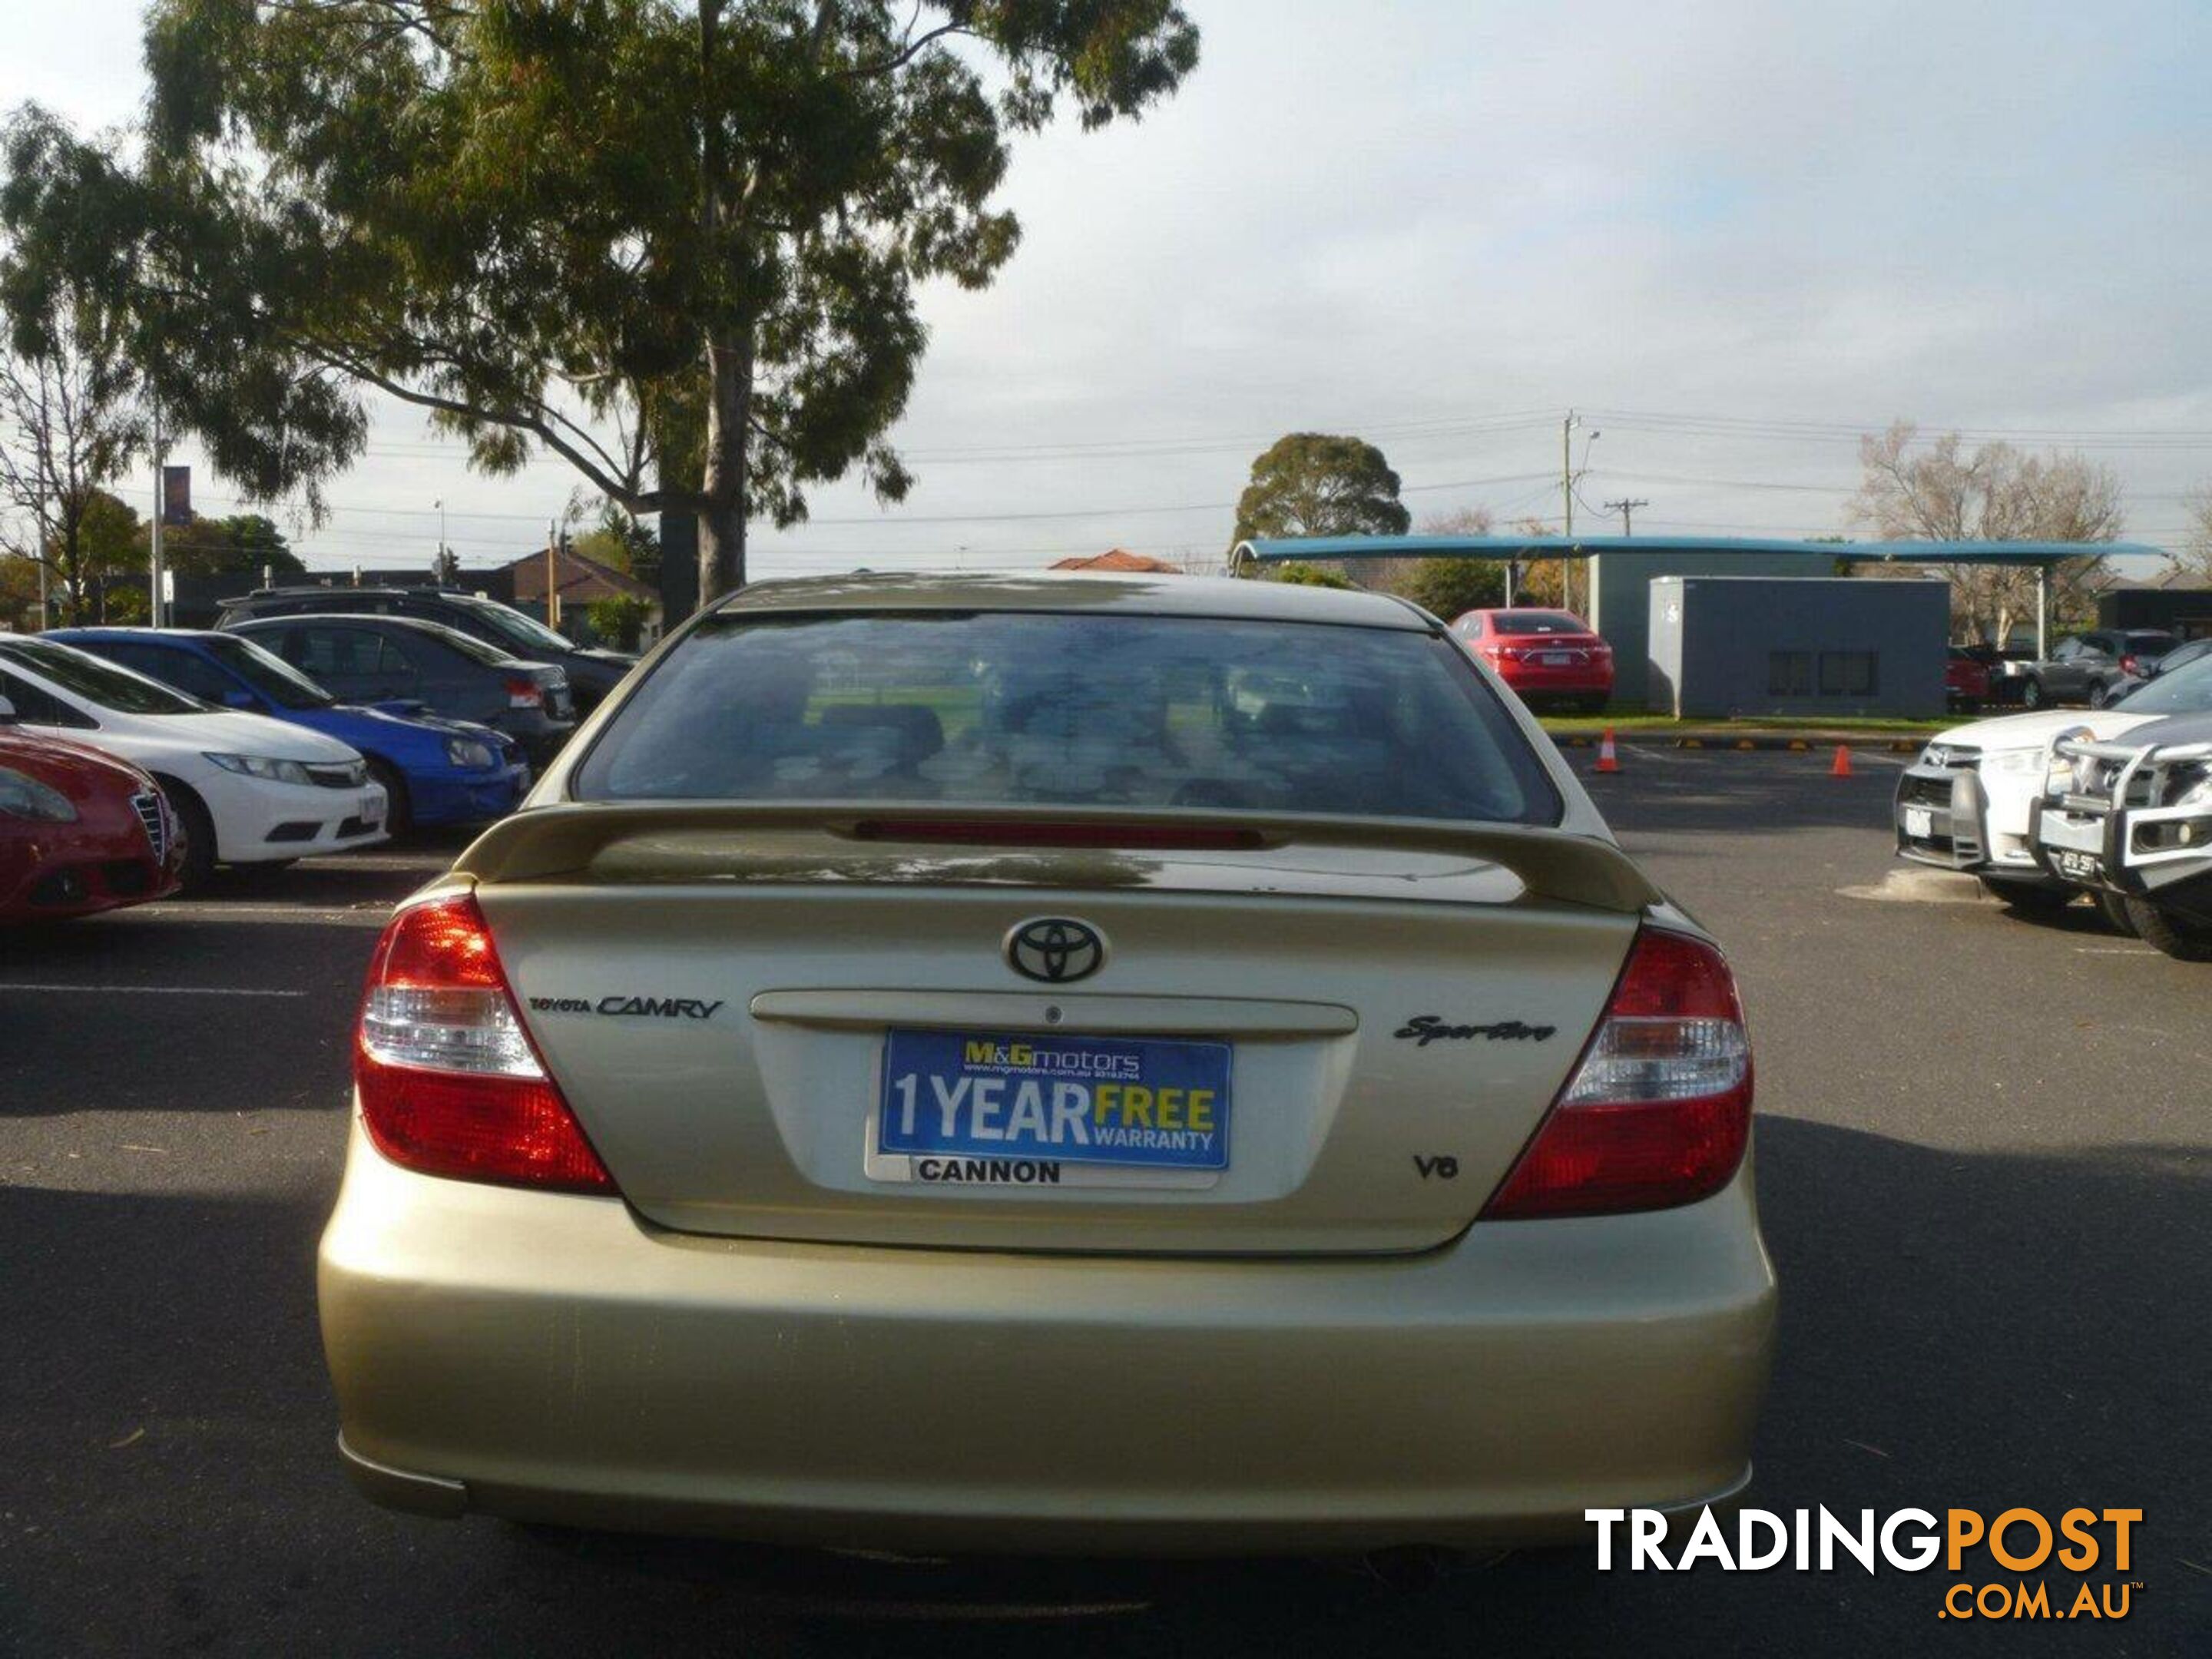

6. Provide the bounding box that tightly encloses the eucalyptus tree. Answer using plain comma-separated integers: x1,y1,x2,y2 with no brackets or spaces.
2,1,1199,604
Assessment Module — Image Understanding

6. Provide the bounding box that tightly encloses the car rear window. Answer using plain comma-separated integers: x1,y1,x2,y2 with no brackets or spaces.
2114,651,2212,714
1488,611,1587,636
2125,631,2179,654
574,611,1562,826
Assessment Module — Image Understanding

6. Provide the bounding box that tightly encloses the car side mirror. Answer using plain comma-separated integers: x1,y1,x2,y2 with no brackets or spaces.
0,694,15,722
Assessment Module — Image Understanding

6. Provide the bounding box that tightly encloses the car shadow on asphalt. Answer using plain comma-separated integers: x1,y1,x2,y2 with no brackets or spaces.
2,1122,2204,1656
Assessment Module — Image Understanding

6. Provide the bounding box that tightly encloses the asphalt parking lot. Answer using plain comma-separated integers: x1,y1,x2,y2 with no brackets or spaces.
2,751,2205,1657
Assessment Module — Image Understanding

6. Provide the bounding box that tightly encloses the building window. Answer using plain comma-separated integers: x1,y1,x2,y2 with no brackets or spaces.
1768,651,1813,695
1820,651,1878,696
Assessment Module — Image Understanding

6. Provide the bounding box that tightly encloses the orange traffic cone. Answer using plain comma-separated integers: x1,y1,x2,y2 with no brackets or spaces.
1830,743,1853,778
1595,728,1621,773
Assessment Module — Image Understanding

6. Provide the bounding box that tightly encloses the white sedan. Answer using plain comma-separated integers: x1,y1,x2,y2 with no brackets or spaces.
0,634,386,887
1896,652,2212,908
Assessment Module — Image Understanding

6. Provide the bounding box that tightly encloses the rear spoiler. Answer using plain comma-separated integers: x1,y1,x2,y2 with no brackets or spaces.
452,803,1664,913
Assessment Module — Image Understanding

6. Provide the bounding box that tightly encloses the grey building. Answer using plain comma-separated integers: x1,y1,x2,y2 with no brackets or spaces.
1647,575,1949,720
1590,545,1823,690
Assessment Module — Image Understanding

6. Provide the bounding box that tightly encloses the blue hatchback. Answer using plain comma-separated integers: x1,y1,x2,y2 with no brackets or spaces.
52,628,531,833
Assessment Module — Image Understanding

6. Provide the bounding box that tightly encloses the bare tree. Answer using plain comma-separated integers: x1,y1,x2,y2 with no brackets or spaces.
0,299,145,624
2182,486,2212,582
1325,503,1498,594
1846,420,2124,644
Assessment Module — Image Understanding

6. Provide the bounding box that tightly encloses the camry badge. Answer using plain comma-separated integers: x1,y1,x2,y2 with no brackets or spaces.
1005,918,1106,984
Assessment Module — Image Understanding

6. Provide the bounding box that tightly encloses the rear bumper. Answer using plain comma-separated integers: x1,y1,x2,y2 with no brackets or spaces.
1498,667,1614,697
320,1121,1776,1554
505,724,575,770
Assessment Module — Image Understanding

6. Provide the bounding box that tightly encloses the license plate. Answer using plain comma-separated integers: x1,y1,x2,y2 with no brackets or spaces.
2055,850,2102,881
1903,806,1934,838
869,1028,1232,1189
1539,651,1576,666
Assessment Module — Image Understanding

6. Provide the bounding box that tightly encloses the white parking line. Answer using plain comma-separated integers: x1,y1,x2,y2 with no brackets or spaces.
0,982,309,997
118,904,391,928
300,853,452,872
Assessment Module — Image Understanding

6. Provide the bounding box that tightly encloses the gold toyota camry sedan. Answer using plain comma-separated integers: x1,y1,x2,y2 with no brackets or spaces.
320,571,1775,1555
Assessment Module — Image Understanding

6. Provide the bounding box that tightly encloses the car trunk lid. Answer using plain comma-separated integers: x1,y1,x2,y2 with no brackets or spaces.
458,805,1652,1256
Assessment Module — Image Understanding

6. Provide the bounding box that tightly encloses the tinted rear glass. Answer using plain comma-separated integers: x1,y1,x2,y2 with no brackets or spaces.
201,634,335,708
2125,631,2179,654
2114,653,2212,715
1488,611,1588,636
575,611,1561,825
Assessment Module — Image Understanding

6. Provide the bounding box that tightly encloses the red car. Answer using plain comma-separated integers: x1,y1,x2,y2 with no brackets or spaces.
0,727,184,922
1449,608,1615,713
1945,646,1993,712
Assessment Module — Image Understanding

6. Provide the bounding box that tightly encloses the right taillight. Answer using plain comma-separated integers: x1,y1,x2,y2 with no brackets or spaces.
505,676,545,709
355,892,615,1194
1481,926,1752,1220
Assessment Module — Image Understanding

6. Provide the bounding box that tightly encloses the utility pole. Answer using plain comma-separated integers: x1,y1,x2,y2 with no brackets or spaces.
545,520,561,631
1561,412,1600,611
1604,497,1651,537
149,393,164,628
1562,412,1577,537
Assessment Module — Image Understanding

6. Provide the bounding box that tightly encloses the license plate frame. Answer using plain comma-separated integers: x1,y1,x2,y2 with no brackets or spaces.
867,1028,1233,1190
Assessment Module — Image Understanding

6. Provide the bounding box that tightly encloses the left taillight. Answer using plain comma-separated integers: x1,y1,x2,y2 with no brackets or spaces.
1480,926,1752,1220
355,892,615,1194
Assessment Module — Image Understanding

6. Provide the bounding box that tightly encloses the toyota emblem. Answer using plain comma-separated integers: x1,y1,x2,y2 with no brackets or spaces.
1005,918,1106,984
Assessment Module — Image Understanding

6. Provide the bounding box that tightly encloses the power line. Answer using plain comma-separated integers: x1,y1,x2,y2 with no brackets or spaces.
1603,497,1651,535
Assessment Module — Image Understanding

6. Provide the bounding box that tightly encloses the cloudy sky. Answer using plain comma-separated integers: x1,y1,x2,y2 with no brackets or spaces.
7,0,2211,579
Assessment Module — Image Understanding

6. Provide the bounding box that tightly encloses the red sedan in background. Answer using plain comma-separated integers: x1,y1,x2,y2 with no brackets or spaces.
1448,608,1615,713
1945,646,1993,712
0,726,183,923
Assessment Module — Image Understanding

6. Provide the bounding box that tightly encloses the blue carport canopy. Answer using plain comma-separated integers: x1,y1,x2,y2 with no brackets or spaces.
1230,533,2170,657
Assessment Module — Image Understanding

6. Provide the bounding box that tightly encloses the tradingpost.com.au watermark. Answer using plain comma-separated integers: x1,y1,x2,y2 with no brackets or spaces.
1588,1506,2143,1622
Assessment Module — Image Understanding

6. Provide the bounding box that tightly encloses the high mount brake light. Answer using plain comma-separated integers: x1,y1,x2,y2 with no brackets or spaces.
1481,926,1752,1220
355,893,614,1194
851,818,1266,850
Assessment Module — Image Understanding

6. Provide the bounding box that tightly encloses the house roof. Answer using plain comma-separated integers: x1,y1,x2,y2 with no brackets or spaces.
503,547,657,605
1048,548,1184,573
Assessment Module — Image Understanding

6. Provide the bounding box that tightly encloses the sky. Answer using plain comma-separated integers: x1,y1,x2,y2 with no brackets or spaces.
5,0,2212,581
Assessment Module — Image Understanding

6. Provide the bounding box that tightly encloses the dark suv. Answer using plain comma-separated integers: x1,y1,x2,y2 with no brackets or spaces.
214,586,636,711
224,613,576,766
2006,629,2178,710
